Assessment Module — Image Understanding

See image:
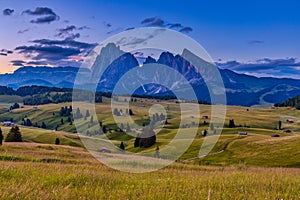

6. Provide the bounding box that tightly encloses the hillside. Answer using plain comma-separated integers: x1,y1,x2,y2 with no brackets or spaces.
0,98,299,167
1,142,300,199
0,99,300,199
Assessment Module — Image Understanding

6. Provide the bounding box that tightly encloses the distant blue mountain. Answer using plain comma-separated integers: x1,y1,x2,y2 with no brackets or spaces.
0,43,299,106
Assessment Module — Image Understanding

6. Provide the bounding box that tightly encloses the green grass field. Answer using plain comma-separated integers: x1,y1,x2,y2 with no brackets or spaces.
0,97,300,199
1,142,300,199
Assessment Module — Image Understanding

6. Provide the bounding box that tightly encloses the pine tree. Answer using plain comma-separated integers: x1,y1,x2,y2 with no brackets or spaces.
5,126,22,142
129,109,134,116
90,115,94,124
210,123,214,130
55,138,60,145
134,134,140,148
0,128,3,145
85,110,90,118
278,121,282,130
229,119,235,128
120,141,125,150
41,122,46,129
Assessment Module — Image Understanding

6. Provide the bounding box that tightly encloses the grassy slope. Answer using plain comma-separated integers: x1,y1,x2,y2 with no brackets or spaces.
0,98,299,167
1,143,300,199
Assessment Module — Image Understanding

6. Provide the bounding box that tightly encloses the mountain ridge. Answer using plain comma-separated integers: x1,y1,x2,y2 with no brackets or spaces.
0,43,299,106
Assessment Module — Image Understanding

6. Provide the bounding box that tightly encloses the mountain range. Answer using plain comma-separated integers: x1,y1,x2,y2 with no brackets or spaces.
0,43,300,106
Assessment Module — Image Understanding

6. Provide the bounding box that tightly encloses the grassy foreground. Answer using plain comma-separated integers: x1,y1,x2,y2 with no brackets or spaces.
1,143,300,199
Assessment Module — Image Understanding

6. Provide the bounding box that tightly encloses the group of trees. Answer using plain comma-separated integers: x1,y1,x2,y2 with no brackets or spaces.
113,108,134,116
60,106,72,117
274,95,300,109
10,103,20,110
17,86,111,105
134,127,156,148
21,118,47,129
0,126,62,146
0,126,22,143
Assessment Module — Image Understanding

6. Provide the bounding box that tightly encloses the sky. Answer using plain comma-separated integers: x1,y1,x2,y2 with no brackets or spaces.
0,0,299,78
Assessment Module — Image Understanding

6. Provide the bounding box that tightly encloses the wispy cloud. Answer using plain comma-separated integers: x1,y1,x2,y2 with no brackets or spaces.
23,7,60,24
10,60,26,66
217,58,300,79
17,28,30,34
179,27,193,33
55,25,90,39
248,40,264,45
141,16,193,34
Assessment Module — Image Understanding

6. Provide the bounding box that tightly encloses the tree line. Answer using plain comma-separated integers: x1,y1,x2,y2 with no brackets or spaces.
274,95,300,109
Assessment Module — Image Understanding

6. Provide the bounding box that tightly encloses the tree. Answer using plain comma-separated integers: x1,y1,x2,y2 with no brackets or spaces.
139,127,156,148
41,122,46,129
55,138,60,145
90,115,94,124
85,110,90,118
102,125,107,134
229,119,236,128
277,121,282,130
0,128,3,145
134,134,140,148
5,126,22,142
120,141,125,150
25,118,32,126
126,123,131,132
129,109,134,116
61,118,64,125
210,123,214,130
75,108,82,119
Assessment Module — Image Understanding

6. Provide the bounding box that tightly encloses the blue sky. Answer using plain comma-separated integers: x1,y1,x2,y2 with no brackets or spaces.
0,0,299,78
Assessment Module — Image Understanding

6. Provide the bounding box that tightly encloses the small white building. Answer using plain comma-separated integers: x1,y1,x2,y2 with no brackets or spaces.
2,121,14,126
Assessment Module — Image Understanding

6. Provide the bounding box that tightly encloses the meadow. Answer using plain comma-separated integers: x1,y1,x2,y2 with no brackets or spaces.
1,142,300,199
0,97,300,199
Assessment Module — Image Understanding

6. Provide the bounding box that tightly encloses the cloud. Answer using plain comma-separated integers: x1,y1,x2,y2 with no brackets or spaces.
26,61,49,66
30,15,59,24
0,49,13,56
14,38,97,67
248,40,264,45
10,60,26,66
78,26,90,30
217,58,300,79
23,7,56,16
103,21,112,28
23,7,59,24
116,29,165,47
15,45,81,61
179,27,193,33
56,25,89,39
17,28,30,34
125,27,135,31
141,17,165,27
3,8,14,16
167,23,183,29
141,17,192,33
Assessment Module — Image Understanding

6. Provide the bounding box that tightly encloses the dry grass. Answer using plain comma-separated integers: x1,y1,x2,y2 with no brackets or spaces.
0,143,300,199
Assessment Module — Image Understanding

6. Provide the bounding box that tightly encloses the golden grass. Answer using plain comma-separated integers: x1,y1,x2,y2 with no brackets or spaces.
1,143,300,199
